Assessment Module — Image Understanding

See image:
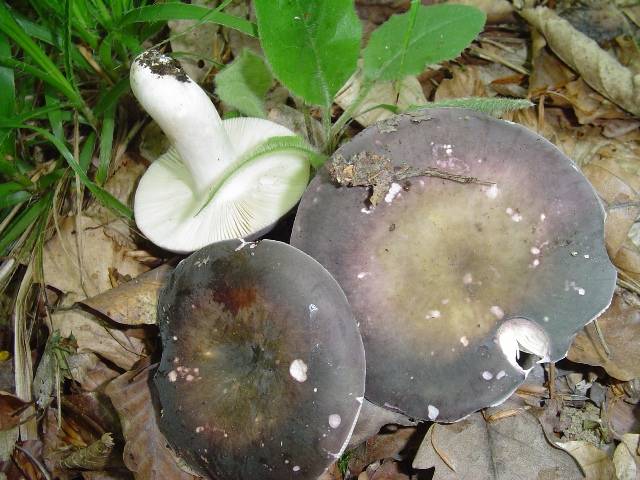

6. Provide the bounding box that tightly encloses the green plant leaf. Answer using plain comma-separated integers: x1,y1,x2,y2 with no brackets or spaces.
254,0,361,107
117,4,257,37
410,97,533,116
363,4,485,82
0,33,15,155
0,191,52,255
215,49,273,118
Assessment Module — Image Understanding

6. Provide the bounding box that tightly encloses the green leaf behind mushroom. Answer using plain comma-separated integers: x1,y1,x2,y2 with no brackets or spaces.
254,0,362,107
362,4,486,82
215,49,273,118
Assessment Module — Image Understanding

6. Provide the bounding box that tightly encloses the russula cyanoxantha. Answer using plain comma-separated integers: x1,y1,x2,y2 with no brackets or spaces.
130,50,310,253
291,108,617,422
155,239,365,479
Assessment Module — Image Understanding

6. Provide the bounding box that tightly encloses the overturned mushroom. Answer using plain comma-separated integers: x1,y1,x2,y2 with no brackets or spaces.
291,108,616,422
155,240,365,479
130,50,310,253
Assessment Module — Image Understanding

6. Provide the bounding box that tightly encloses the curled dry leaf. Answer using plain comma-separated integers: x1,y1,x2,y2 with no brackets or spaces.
605,394,640,440
521,6,640,116
568,289,640,381
612,433,639,480
556,441,616,480
348,427,418,475
105,363,198,480
43,215,148,305
435,64,489,100
51,310,145,371
446,0,513,23
335,71,427,127
582,157,640,258
412,407,583,479
0,391,30,431
348,399,417,449
367,460,410,480
81,265,172,326
67,353,119,392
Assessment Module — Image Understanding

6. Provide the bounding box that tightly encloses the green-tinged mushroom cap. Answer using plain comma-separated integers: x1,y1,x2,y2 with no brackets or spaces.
154,240,365,479
291,108,616,422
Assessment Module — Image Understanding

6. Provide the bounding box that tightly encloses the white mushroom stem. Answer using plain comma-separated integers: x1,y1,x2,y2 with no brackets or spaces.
130,51,236,194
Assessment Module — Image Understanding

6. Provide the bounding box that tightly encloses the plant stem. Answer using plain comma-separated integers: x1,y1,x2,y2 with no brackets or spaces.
329,80,374,151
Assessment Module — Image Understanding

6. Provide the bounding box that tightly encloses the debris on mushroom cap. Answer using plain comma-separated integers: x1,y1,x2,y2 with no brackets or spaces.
130,50,310,253
154,240,365,479
291,108,617,422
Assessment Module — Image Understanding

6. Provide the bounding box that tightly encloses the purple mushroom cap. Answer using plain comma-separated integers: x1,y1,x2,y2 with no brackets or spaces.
291,108,616,422
154,240,365,479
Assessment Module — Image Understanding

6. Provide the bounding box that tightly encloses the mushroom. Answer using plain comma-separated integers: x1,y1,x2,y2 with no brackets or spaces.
291,108,616,422
130,50,310,253
154,239,366,479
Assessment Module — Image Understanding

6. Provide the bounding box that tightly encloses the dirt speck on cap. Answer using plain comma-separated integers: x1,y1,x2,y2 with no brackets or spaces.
138,49,189,83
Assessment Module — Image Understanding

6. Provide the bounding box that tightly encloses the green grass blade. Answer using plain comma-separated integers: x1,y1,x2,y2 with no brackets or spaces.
94,77,129,116
79,131,96,172
0,33,15,156
62,0,74,82
117,4,257,37
0,122,132,219
0,191,52,255
96,102,116,184
0,3,82,106
0,190,32,209
410,97,533,116
44,86,64,140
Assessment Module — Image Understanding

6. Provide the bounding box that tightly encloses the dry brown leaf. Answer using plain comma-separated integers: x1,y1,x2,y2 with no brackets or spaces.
81,265,172,326
348,399,416,449
349,427,417,475
105,363,199,480
556,441,616,480
613,433,639,479
521,6,640,116
605,394,640,440
582,157,640,258
614,238,640,283
335,71,427,127
435,64,488,100
44,215,148,305
51,309,145,370
446,0,514,23
0,392,30,431
367,460,410,480
67,353,120,392
568,289,640,381
412,407,583,479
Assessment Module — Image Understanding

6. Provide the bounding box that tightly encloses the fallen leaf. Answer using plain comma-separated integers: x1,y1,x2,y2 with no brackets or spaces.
81,264,172,326
556,441,616,480
44,215,148,305
335,71,427,127
435,64,489,100
446,0,514,23
51,309,145,370
614,238,640,283
564,78,631,124
168,0,224,82
367,460,410,480
569,289,640,381
521,6,640,116
0,392,30,431
67,353,120,392
349,427,418,475
267,105,324,147
612,433,639,480
105,363,199,480
412,407,583,479
582,157,640,258
348,399,416,449
604,394,640,440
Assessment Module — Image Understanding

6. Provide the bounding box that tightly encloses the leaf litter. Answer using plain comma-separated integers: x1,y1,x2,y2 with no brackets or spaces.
5,0,640,479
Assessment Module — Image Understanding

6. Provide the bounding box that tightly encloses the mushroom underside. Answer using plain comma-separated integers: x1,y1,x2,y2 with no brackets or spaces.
291,108,616,422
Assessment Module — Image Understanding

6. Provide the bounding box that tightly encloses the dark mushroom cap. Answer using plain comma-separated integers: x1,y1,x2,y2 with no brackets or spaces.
154,240,365,479
291,108,616,422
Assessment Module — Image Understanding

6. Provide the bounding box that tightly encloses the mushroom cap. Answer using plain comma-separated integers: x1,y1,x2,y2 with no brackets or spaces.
291,108,616,422
134,118,310,253
154,240,365,479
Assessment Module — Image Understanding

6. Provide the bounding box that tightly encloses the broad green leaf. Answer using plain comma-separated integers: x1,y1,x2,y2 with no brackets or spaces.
254,0,361,107
363,4,485,82
117,4,257,37
410,97,533,116
215,49,273,118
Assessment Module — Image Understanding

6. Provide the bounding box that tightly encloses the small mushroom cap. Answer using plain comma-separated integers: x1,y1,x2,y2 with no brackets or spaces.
134,118,310,253
154,240,365,479
291,109,616,422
